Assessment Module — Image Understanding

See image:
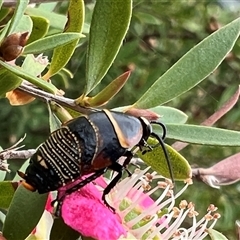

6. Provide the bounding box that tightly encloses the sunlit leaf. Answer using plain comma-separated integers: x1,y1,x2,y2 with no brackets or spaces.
150,106,188,124
44,0,85,78
85,0,132,95
28,16,49,43
134,17,240,108
23,32,83,55
138,138,191,180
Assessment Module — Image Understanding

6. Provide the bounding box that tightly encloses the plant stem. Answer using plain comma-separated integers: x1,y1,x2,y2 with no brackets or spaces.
18,82,96,115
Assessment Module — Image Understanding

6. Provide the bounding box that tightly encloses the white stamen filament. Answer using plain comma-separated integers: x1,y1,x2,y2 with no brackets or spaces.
162,208,190,239
172,228,189,239
131,214,159,239
159,182,189,210
188,214,197,239
114,167,151,206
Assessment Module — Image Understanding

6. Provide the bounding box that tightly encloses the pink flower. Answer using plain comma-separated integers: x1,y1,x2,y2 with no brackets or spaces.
59,167,221,240
61,182,126,240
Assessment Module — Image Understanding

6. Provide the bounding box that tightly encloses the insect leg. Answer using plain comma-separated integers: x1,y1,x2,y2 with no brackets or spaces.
53,168,107,216
122,150,133,176
102,162,125,212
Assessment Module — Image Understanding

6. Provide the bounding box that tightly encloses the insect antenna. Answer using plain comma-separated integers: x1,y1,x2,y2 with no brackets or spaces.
150,121,174,185
151,121,167,140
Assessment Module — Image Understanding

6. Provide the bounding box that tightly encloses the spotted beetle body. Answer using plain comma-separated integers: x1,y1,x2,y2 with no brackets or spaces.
19,109,171,211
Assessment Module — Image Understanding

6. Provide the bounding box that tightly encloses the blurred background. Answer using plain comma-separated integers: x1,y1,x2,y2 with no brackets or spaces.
1,0,240,238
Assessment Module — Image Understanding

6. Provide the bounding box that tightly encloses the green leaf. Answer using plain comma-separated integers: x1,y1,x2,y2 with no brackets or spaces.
80,71,131,107
38,2,57,11
0,7,11,22
0,181,15,209
134,12,162,25
47,102,62,132
0,69,22,98
50,102,73,123
150,106,188,124
45,0,85,78
0,21,10,43
208,229,228,240
50,218,79,240
23,32,83,55
14,14,33,33
6,0,29,36
134,17,240,108
0,0,3,10
2,185,48,240
138,139,191,180
28,16,49,43
21,54,48,76
85,0,132,95
166,124,240,146
25,6,67,34
0,60,58,94
0,171,6,181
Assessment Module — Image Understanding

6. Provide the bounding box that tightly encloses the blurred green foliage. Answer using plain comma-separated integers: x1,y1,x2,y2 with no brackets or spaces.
0,0,240,239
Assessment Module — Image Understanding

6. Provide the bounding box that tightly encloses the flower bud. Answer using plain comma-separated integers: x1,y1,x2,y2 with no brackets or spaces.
0,32,29,61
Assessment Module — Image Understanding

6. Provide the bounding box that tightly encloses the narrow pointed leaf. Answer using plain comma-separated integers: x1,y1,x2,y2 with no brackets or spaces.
134,17,240,108
0,181,15,209
83,71,131,107
208,229,228,240
166,124,240,146
2,185,48,240
23,33,83,55
45,0,85,78
138,139,191,180
85,0,132,95
0,60,58,94
6,0,29,36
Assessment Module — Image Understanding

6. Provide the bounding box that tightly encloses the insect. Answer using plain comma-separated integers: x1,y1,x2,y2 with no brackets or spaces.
18,109,173,212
